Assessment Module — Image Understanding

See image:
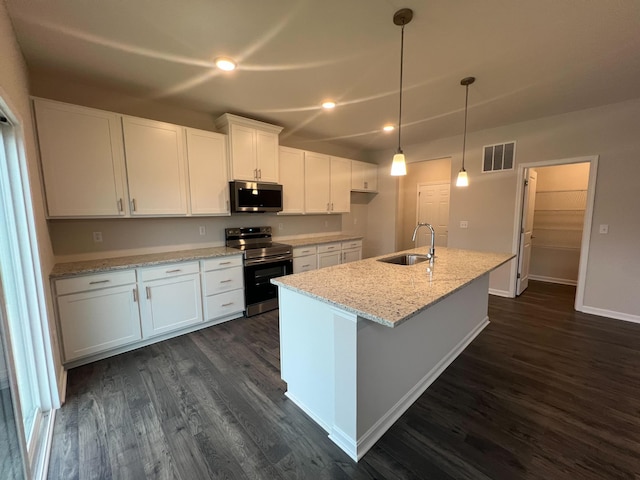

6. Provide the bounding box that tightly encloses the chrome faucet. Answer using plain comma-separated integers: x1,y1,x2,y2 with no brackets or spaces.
412,222,436,259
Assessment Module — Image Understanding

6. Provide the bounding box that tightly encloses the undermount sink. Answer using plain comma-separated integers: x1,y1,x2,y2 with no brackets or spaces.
378,253,432,266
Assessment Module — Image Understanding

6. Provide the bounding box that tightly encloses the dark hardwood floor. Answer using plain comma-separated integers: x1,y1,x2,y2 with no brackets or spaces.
48,281,640,479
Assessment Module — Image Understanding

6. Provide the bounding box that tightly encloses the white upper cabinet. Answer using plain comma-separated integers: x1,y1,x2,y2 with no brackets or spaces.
304,152,332,213
330,156,351,213
122,116,188,215
185,128,230,215
278,146,305,214
351,160,378,192
33,98,128,217
215,113,282,183
304,153,351,214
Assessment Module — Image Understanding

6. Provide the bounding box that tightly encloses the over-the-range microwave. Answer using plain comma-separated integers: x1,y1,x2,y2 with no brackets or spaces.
229,181,283,213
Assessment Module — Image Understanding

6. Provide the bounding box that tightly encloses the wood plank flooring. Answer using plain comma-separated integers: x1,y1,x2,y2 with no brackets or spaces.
48,281,640,479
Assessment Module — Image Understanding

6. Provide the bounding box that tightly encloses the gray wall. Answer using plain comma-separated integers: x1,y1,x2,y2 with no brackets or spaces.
370,98,640,320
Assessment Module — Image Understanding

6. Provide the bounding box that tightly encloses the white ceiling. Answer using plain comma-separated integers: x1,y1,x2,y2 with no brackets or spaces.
6,0,640,152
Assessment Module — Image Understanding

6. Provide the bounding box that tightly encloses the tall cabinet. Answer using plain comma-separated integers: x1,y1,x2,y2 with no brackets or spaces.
304,153,351,213
215,113,283,183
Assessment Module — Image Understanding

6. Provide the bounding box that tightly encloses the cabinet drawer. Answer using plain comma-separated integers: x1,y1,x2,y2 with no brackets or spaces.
293,255,317,273
139,261,199,282
317,242,341,254
293,245,317,257
202,255,243,271
55,270,136,296
203,267,243,296
341,239,362,250
204,289,245,321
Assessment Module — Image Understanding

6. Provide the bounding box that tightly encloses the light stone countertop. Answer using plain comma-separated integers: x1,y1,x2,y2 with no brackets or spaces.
50,246,241,278
271,246,515,328
279,234,363,247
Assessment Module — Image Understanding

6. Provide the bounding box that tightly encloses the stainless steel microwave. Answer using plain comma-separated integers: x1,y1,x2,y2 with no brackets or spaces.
229,181,283,213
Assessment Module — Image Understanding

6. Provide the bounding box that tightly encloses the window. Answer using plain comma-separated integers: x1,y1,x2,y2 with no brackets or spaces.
482,141,516,173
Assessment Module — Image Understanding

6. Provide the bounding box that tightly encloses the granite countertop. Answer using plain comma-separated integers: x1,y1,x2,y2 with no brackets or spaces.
50,246,241,278
282,234,363,247
272,246,514,328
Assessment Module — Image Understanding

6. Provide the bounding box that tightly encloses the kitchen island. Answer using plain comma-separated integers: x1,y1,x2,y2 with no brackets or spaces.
271,246,514,461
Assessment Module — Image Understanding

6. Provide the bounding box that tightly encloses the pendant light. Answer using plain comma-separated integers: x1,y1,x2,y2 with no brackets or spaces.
456,76,475,187
390,8,413,176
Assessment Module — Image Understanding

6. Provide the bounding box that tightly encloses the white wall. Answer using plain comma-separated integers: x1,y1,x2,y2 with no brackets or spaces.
370,99,640,320
0,3,62,397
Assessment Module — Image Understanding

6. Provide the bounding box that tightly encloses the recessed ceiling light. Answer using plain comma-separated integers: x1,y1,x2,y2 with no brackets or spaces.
215,57,237,71
322,101,336,109
383,124,395,132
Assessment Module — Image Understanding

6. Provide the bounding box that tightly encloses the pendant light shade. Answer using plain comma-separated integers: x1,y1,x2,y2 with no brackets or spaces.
390,8,413,176
456,76,475,187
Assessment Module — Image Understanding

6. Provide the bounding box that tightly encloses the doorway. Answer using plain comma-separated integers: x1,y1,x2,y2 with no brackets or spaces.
416,183,450,247
512,156,598,311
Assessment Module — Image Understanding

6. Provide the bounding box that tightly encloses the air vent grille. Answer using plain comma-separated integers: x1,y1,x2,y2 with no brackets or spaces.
482,141,515,173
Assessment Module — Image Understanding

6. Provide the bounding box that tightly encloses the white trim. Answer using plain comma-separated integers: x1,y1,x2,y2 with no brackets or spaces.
580,306,640,325
510,155,598,309
489,288,513,298
529,275,577,286
284,391,332,433
328,426,357,462
353,317,489,461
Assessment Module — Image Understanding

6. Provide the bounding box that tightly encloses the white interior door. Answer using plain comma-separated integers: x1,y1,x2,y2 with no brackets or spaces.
517,169,538,295
416,183,450,247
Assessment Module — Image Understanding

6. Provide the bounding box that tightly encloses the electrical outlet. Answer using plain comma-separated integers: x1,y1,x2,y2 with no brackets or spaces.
92,231,103,243
599,224,609,234
278,223,284,231
199,226,206,236
353,217,358,225
460,221,469,229
324,220,329,228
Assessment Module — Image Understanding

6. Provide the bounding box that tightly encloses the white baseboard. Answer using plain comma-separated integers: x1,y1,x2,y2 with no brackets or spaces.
329,426,357,462
353,317,490,461
580,305,640,324
529,275,577,286
284,391,332,434
489,288,512,298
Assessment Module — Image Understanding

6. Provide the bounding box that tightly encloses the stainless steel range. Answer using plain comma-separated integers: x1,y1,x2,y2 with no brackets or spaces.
225,226,293,316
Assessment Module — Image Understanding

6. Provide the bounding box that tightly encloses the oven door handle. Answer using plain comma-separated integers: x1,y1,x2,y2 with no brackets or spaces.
244,254,293,267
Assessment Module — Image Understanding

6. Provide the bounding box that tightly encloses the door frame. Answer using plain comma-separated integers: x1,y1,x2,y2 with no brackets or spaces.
510,155,598,311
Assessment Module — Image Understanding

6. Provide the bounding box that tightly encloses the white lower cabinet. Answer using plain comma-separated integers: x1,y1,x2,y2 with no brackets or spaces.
202,255,245,322
317,242,342,269
139,262,202,338
293,245,318,273
55,271,141,362
341,240,363,264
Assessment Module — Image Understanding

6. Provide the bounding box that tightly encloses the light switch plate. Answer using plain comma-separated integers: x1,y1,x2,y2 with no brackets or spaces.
599,224,609,234
199,226,206,236
92,231,103,243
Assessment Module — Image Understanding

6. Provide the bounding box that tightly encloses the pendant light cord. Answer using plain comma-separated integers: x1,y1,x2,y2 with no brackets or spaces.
461,84,469,170
397,22,405,154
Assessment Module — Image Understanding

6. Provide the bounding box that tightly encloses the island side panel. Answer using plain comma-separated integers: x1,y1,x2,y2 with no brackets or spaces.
355,274,491,459
278,288,336,432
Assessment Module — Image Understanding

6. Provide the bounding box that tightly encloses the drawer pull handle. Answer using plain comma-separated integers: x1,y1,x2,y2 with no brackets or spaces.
133,288,138,302
221,302,234,307
89,280,110,285
302,264,310,268
220,279,232,283
327,246,335,250
146,287,151,299
166,269,182,274
219,261,232,265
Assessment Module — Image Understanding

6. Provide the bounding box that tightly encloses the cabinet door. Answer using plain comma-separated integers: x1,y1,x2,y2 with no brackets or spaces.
342,248,362,264
304,152,331,213
318,251,341,269
123,117,188,215
279,147,305,214
256,130,279,182
185,128,230,215
330,156,351,213
57,284,141,361
293,255,317,273
351,160,366,191
228,124,257,181
363,162,378,192
34,99,127,217
140,273,203,338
